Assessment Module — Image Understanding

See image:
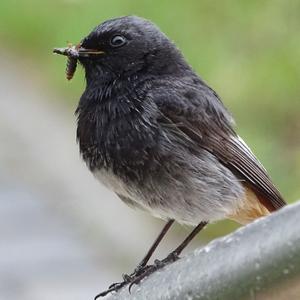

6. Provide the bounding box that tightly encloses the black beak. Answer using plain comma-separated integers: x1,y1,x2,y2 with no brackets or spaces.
53,46,105,58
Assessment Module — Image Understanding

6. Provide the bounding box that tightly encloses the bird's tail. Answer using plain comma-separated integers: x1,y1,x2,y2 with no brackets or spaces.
227,185,271,225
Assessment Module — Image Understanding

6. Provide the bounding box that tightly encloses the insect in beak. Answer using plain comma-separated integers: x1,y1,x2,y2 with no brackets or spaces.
53,43,105,80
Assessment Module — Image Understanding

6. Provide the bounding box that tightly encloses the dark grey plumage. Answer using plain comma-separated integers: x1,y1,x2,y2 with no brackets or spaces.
75,16,285,225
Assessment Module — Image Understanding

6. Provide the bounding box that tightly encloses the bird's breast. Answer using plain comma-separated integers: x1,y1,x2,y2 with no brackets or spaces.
76,97,160,181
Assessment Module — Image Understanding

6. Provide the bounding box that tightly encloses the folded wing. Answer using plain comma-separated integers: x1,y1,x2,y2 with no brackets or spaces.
154,80,286,211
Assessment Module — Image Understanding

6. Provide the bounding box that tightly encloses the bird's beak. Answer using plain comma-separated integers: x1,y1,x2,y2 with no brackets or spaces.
53,46,105,58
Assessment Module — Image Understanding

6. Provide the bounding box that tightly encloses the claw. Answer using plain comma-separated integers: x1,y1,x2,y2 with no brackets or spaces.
94,285,120,299
128,254,181,293
94,265,152,298
128,264,159,293
94,255,181,298
108,281,123,289
128,281,135,293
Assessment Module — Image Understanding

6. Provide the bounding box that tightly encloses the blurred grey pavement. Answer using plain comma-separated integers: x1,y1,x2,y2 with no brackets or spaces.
0,50,180,300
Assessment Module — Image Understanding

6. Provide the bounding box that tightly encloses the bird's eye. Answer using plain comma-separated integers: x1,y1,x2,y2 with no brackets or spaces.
110,35,127,48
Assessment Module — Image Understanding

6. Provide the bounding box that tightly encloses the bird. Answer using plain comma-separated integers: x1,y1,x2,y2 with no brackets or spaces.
53,15,286,298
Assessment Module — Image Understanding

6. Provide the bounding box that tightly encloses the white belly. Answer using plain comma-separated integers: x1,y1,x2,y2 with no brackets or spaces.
92,158,245,226
93,168,132,198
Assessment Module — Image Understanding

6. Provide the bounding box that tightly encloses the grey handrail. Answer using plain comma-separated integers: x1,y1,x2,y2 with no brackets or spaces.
105,201,300,300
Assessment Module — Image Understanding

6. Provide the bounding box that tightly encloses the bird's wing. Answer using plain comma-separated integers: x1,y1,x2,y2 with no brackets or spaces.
153,81,286,211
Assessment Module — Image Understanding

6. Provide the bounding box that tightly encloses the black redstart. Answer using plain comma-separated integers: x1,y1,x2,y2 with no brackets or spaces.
53,16,286,298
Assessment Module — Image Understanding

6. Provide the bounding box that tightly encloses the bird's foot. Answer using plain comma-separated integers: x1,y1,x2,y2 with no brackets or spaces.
128,252,180,292
94,254,180,298
94,264,152,299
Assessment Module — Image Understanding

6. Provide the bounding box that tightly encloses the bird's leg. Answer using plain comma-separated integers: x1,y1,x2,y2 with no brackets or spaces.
132,219,175,276
94,219,174,299
129,221,208,291
163,221,208,262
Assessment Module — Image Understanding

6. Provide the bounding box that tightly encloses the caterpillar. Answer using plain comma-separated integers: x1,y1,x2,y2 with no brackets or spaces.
65,43,80,80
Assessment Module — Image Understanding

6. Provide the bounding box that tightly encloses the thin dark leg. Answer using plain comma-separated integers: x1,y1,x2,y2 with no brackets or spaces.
169,221,208,258
137,219,174,268
94,219,174,299
129,221,208,291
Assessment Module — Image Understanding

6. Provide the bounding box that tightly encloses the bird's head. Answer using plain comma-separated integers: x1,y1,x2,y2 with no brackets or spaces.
55,16,189,83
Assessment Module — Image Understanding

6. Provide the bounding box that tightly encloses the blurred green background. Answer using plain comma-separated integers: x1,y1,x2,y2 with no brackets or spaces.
0,0,299,268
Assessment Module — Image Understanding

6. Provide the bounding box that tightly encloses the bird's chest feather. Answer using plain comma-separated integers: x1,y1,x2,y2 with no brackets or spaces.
76,90,159,182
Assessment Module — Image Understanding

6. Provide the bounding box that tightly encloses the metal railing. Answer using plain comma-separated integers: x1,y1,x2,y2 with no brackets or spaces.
105,201,300,300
